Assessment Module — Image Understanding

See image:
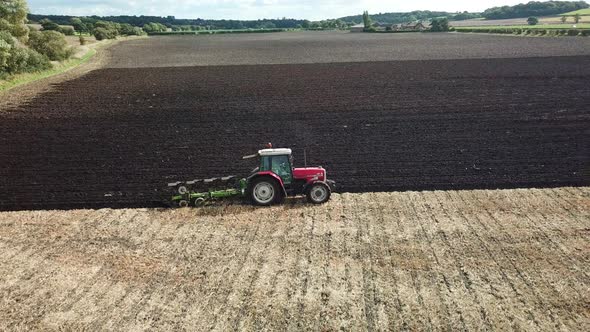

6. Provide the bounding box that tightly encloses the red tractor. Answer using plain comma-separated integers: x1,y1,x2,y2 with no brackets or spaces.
168,146,335,206
243,147,335,205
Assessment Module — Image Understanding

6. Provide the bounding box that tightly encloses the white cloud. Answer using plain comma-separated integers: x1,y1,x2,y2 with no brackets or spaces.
28,0,534,20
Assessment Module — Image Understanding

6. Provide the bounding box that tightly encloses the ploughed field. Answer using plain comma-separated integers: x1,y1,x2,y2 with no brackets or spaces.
0,188,588,330
1,33,590,210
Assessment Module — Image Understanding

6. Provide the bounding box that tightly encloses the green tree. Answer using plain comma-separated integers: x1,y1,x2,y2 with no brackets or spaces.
527,17,539,26
93,27,111,40
27,30,72,61
430,17,450,31
362,11,372,29
0,31,14,71
0,30,50,77
573,13,581,24
70,17,88,35
92,21,119,39
59,26,75,35
39,18,60,31
5,46,50,74
142,22,167,33
561,16,568,23
0,0,30,42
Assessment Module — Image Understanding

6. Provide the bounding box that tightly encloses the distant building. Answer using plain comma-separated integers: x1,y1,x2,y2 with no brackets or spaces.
350,23,365,32
392,22,429,31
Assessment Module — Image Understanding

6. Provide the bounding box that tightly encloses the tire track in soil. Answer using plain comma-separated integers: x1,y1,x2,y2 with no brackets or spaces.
384,193,423,331
100,209,170,328
560,187,590,212
410,192,469,331
99,213,185,330
229,212,283,330
0,211,62,291
0,216,69,329
391,193,436,330
59,210,138,330
402,192,439,331
148,214,220,330
406,192,458,330
527,189,590,270
430,191,496,330
255,206,298,331
350,195,378,331
11,211,113,318
331,193,365,331
374,194,410,331
167,216,236,329
290,205,316,330
456,191,567,329
442,191,546,329
469,190,586,328
97,214,151,331
101,211,171,330
493,190,590,314
204,214,265,330
546,189,590,230
279,206,309,332
307,205,331,331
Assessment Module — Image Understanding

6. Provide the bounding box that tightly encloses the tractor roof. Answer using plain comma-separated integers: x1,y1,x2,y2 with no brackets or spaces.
258,148,292,156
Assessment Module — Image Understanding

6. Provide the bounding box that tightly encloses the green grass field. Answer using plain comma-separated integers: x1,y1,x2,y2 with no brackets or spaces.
0,49,96,92
458,23,590,29
561,8,590,16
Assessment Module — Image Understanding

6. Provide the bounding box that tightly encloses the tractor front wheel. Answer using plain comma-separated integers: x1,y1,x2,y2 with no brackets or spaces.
249,177,279,206
306,182,331,204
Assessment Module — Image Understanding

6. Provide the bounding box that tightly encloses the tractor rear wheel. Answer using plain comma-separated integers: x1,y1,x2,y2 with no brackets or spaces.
249,177,279,206
306,182,331,204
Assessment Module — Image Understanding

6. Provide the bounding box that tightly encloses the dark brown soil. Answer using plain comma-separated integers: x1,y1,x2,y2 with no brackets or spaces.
1,53,588,210
106,32,590,67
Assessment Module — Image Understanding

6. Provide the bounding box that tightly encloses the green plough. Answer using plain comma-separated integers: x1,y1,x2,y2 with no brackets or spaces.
168,177,247,207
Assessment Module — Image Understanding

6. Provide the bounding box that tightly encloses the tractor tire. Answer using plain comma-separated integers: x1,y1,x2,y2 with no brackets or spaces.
249,177,280,206
306,182,331,204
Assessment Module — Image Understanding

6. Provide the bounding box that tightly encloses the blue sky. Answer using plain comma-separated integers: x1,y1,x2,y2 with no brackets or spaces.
28,1,532,21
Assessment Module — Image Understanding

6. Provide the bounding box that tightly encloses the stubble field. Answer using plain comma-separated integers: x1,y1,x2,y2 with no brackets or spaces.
1,32,589,210
0,187,588,330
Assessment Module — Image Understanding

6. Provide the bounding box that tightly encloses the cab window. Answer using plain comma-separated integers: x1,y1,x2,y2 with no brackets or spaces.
271,155,292,183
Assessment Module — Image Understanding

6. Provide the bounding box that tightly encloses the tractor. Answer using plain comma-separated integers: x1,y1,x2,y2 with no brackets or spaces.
168,146,335,207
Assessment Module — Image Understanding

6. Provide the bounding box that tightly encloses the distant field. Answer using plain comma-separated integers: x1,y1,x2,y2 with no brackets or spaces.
457,24,590,30
451,16,590,27
561,8,590,15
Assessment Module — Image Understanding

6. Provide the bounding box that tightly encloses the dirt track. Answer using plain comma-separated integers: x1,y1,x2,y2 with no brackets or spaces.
0,187,588,330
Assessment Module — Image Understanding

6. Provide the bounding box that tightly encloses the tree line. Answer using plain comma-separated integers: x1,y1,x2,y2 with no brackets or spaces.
28,14,310,30
482,1,589,20
340,10,481,24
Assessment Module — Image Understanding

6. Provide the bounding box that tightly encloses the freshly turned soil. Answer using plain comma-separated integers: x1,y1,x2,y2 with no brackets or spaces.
1,54,588,210
106,32,590,67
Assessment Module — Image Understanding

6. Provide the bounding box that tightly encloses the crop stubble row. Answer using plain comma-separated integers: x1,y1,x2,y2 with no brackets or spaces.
0,188,588,330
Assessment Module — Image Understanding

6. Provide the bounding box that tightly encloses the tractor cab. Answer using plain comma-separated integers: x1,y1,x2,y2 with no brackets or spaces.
257,148,294,185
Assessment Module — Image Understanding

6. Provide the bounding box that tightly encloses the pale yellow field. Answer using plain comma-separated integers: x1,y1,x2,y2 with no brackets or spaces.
0,187,588,330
